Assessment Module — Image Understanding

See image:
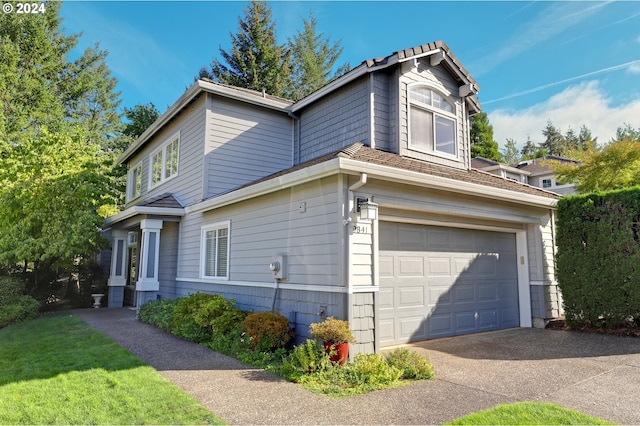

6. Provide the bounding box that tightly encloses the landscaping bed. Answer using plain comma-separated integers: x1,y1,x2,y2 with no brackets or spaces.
546,317,640,337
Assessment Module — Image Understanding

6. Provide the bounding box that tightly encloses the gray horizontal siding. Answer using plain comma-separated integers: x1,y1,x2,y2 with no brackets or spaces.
126,94,207,208
205,95,292,198
178,176,342,287
297,78,370,163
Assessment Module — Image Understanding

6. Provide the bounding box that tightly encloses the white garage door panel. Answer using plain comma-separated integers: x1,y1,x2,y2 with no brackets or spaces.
379,222,519,346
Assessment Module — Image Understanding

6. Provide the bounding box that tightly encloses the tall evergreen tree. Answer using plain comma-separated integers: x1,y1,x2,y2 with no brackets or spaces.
501,138,520,164
199,1,291,98
520,136,547,160
0,1,122,292
541,120,565,156
287,12,349,100
123,102,160,139
470,112,502,161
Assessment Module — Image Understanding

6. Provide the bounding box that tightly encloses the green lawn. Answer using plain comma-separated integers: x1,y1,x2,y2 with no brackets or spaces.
0,313,224,425
447,402,614,425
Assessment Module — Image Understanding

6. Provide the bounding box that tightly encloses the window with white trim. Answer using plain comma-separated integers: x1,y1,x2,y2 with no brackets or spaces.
542,179,552,189
409,86,457,156
128,162,142,200
201,221,229,279
149,133,180,188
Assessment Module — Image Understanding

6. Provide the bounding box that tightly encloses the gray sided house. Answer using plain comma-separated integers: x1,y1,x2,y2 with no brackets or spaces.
104,41,561,355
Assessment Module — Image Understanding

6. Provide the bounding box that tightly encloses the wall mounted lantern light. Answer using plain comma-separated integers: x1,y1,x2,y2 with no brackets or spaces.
356,197,379,221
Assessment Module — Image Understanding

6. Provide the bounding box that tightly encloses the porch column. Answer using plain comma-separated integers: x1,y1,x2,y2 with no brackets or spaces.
136,219,163,307
107,229,128,307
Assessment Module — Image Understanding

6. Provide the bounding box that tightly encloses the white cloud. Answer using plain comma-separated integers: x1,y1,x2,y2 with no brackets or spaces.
488,81,640,150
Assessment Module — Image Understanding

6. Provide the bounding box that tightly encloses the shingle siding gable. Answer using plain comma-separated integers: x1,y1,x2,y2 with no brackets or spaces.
297,78,370,164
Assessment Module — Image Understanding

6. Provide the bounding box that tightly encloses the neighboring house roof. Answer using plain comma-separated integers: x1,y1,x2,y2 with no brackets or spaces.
189,143,558,216
516,156,579,176
120,41,480,164
471,157,530,176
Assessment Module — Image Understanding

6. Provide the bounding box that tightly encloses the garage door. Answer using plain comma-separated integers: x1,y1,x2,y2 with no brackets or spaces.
378,222,519,346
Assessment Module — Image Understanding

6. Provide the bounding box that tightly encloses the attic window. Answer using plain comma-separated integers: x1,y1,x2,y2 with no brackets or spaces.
409,86,457,156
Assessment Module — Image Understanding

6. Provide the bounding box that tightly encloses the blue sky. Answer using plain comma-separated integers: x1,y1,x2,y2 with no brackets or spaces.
59,1,640,149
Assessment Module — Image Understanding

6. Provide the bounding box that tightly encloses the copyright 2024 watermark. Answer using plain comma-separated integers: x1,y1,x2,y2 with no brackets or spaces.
3,2,46,14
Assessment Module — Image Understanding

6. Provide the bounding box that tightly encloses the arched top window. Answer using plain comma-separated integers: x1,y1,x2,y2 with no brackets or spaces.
408,86,457,156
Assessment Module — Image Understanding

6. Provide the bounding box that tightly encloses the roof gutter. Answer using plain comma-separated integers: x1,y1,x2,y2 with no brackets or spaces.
186,155,557,217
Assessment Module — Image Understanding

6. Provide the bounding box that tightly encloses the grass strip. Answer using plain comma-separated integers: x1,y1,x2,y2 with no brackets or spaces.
0,313,224,425
446,402,614,425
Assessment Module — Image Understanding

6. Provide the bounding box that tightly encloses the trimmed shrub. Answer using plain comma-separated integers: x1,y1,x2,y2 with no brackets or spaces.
0,277,40,328
137,298,179,331
0,276,24,305
557,188,640,328
171,292,240,343
385,348,435,380
241,311,294,352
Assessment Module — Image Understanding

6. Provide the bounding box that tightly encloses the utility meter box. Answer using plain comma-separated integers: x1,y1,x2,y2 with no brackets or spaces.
269,255,287,280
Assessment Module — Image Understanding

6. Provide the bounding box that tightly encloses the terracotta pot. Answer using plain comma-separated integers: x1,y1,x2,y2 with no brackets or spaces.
323,342,349,365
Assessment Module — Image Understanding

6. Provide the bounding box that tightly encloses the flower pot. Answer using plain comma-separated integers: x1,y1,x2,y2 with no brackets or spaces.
323,342,349,365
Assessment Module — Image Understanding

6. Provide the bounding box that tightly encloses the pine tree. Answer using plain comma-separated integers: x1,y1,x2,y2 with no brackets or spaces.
199,1,291,98
287,12,349,100
470,112,502,161
541,120,565,156
501,138,520,164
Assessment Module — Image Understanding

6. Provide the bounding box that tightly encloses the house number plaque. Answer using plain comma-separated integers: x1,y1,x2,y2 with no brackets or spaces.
352,225,370,234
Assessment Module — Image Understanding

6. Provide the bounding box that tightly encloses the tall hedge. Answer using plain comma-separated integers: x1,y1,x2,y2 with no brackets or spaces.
556,187,640,328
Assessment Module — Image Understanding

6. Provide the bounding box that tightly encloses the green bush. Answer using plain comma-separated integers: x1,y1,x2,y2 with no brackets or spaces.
0,276,24,305
385,348,435,380
557,188,640,328
241,311,294,352
169,293,239,343
298,353,403,397
281,339,331,380
137,298,179,331
0,277,40,328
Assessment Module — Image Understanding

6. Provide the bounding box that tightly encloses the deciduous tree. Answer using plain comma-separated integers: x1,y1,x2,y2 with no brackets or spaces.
553,125,640,192
0,1,122,293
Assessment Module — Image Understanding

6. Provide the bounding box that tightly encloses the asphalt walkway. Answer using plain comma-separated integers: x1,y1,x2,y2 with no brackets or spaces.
74,308,640,425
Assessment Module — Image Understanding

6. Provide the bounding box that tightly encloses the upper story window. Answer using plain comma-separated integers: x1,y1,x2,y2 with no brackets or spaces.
542,179,552,189
409,86,457,156
127,162,142,200
201,221,230,279
149,133,180,189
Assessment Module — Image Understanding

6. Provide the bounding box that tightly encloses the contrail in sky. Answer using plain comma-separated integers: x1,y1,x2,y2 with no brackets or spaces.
483,60,640,105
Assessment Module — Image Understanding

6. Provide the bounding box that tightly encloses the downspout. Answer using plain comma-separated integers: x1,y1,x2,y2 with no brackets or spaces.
271,278,280,312
346,173,368,221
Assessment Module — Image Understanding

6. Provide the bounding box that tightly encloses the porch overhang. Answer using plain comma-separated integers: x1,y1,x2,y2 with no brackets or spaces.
103,206,185,228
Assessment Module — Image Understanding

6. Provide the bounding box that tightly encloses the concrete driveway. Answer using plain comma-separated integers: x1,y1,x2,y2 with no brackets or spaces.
75,308,640,425
398,328,640,425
